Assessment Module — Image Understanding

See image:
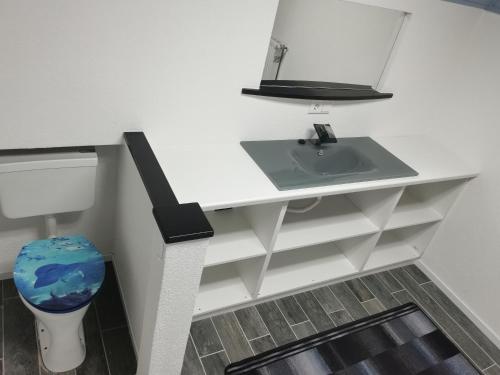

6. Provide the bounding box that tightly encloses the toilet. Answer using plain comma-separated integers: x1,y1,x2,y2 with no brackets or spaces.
15,235,105,372
0,149,103,372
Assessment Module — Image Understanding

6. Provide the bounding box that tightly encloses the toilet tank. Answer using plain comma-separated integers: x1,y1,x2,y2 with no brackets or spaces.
0,149,98,219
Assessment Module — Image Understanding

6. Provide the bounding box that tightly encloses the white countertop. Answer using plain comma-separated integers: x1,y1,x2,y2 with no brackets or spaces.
150,135,479,211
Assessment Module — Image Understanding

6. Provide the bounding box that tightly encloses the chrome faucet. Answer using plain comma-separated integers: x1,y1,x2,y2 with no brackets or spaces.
313,124,337,145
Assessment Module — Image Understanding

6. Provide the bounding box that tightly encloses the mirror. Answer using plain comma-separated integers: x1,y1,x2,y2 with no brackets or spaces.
262,0,406,88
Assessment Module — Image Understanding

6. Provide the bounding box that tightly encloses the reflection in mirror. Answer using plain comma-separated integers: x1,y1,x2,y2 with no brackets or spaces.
262,0,406,88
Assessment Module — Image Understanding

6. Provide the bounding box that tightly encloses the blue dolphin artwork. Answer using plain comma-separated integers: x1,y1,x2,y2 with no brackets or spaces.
34,263,84,288
13,235,105,313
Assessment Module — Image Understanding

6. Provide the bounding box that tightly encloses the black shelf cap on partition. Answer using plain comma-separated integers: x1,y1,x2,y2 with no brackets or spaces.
153,203,214,244
124,132,214,244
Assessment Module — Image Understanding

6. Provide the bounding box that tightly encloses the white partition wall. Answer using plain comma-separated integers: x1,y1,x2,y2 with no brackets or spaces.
114,142,209,375
139,239,208,375
114,145,162,352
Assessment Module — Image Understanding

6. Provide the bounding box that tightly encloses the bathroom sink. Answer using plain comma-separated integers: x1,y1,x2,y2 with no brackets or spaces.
241,137,418,190
291,144,376,176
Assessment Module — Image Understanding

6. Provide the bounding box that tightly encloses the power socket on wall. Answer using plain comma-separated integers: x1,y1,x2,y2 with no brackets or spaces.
308,103,329,114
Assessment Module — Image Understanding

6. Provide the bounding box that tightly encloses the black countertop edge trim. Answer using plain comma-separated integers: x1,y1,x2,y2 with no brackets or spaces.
124,132,214,244
124,132,178,207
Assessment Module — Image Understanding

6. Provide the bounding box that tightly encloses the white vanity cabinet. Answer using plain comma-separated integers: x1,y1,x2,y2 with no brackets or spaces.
154,135,478,319
194,178,469,318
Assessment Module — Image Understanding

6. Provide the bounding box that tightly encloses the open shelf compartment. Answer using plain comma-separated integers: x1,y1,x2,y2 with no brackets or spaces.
204,209,267,267
274,189,400,252
386,180,467,230
364,223,439,271
194,257,265,316
274,195,374,252
260,234,376,298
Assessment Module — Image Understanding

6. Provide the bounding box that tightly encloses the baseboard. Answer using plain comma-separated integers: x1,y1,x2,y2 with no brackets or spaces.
416,259,500,349
102,252,113,262
0,271,12,281
107,253,139,357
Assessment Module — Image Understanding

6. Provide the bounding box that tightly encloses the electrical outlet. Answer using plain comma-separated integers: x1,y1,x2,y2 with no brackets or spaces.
308,103,329,114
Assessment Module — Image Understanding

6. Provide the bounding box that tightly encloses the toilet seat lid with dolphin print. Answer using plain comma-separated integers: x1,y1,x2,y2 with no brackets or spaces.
13,235,105,313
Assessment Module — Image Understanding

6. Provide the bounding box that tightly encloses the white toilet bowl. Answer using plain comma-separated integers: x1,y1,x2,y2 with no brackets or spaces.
13,235,105,372
20,294,89,372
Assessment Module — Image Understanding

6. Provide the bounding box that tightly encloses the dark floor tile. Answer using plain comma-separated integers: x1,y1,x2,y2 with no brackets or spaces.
312,286,343,313
393,290,416,305
3,278,18,299
362,298,385,315
212,312,253,362
360,274,400,309
181,336,205,375
275,296,307,325
376,271,404,292
102,327,137,375
329,310,353,326
403,264,431,284
484,365,500,375
423,282,500,365
4,298,38,375
291,321,316,339
249,336,276,355
76,304,109,375
329,282,369,320
256,301,296,346
234,306,268,340
190,318,223,357
0,359,2,375
201,351,229,375
39,358,76,375
345,279,375,302
0,307,3,359
391,268,494,370
94,262,127,331
295,292,334,332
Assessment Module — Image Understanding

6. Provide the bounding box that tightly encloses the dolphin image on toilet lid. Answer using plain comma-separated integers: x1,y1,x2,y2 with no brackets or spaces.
13,235,105,313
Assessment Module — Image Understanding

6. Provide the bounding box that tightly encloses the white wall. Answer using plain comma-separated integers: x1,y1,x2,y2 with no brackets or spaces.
140,0,485,150
422,9,500,342
269,0,405,86
0,146,118,275
0,0,482,149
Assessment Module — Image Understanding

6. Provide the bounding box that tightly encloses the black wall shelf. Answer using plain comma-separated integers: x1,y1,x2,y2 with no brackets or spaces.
242,80,393,101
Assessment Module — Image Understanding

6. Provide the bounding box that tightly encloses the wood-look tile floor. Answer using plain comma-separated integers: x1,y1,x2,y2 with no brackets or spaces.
182,264,500,375
1,261,137,375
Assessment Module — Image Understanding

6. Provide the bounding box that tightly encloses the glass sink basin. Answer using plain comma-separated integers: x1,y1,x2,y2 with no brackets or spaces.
291,144,376,177
241,137,418,190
